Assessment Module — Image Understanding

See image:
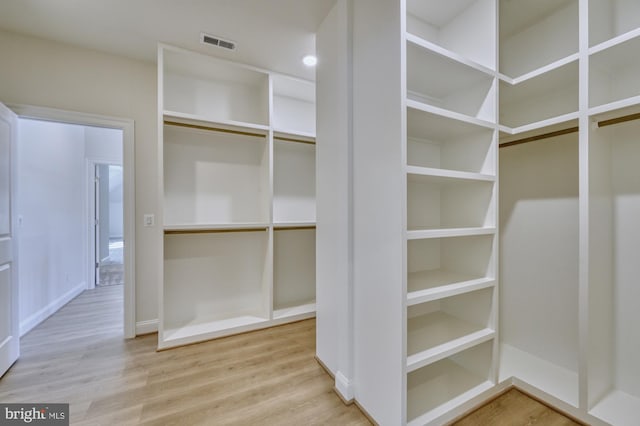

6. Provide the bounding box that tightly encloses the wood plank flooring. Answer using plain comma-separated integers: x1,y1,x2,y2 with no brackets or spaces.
0,286,582,425
0,286,368,425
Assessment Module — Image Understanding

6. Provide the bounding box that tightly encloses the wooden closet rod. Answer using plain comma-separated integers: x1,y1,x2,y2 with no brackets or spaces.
597,112,640,128
165,227,268,235
274,225,316,231
164,120,266,138
275,136,316,145
499,127,579,148
500,112,640,148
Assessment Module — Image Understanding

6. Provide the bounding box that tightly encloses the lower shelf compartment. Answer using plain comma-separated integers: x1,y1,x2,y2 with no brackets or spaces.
590,389,640,426
161,315,268,348
499,343,579,408
407,340,494,425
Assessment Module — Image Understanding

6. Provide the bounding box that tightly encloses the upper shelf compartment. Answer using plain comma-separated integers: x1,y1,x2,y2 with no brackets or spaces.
500,60,578,133
589,34,640,112
406,0,496,70
589,0,640,48
499,0,578,79
161,45,269,127
271,74,316,137
406,41,496,122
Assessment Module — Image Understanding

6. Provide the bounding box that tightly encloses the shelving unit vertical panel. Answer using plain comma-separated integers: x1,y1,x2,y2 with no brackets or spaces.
352,0,405,423
157,45,167,344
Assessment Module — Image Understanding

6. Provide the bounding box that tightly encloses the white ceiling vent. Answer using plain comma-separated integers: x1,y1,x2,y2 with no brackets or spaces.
200,33,236,51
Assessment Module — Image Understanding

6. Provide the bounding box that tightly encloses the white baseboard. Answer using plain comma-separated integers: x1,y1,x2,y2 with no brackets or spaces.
20,281,86,336
136,319,158,335
335,371,354,403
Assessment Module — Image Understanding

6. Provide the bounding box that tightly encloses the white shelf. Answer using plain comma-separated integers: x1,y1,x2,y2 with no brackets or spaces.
162,315,268,348
590,389,640,426
405,0,496,70
589,33,640,109
408,271,494,305
273,129,316,141
499,343,579,407
273,302,316,320
407,227,496,240
588,96,640,117
406,40,496,122
407,311,494,372
589,1,640,48
499,112,579,136
407,341,494,425
498,53,579,85
406,99,495,130
407,165,494,183
163,110,270,134
405,33,494,77
499,0,578,78
500,60,578,129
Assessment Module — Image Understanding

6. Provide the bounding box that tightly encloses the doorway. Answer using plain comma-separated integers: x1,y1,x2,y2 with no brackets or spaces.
94,164,124,288
10,104,135,338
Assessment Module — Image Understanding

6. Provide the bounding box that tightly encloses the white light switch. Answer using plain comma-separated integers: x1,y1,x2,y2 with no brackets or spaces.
144,214,155,227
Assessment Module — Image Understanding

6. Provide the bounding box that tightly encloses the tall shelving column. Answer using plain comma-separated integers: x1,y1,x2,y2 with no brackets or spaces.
345,1,499,424
403,1,498,424
585,1,640,424
497,0,582,412
157,44,316,350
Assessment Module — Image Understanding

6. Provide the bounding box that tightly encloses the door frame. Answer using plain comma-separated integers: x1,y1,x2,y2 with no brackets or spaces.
10,104,136,339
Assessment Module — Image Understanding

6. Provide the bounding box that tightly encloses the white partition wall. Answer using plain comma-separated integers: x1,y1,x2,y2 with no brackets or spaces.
157,44,316,349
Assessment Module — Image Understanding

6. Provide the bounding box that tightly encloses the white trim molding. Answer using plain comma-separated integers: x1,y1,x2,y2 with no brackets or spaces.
136,319,158,335
20,281,86,337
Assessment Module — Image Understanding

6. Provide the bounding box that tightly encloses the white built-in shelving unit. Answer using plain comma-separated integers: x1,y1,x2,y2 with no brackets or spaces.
403,2,499,423
317,0,640,424
157,44,316,349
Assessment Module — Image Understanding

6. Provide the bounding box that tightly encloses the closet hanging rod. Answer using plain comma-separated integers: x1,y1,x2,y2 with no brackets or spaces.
165,227,268,235
501,111,640,148
164,120,266,138
274,225,316,231
499,127,579,148
597,112,640,128
274,136,316,145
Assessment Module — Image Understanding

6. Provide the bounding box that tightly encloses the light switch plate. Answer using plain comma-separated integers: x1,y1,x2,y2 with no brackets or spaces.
143,214,155,227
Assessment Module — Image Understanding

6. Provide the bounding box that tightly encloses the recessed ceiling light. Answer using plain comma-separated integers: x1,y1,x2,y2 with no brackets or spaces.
303,55,318,67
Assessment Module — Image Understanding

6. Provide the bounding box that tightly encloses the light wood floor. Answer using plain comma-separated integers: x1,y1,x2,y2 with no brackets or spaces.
0,286,582,425
0,286,369,425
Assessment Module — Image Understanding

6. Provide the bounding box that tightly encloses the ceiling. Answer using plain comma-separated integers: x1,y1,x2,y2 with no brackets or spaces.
0,0,336,80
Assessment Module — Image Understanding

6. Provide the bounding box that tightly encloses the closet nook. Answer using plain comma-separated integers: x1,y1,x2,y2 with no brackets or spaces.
316,0,640,424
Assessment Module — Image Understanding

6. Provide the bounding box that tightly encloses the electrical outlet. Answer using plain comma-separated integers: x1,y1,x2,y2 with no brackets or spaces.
143,214,155,227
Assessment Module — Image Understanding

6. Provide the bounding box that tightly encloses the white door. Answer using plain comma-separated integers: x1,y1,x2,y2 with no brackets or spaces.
0,102,19,377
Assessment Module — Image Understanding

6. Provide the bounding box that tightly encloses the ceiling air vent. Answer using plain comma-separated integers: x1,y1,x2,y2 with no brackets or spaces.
200,33,236,51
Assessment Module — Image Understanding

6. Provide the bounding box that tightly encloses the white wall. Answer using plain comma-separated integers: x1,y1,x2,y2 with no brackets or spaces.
17,119,87,335
0,30,159,328
316,0,353,394
109,166,123,239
